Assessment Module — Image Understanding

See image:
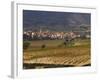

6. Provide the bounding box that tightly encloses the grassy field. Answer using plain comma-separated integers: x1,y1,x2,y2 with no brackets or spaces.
23,39,91,69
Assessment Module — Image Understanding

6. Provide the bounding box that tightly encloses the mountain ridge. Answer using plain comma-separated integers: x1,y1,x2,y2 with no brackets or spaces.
23,10,91,32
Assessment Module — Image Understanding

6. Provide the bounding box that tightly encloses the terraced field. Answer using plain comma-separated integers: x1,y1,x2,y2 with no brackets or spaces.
23,39,91,69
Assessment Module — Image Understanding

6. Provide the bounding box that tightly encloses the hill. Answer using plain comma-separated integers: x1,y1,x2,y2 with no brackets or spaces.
23,10,91,32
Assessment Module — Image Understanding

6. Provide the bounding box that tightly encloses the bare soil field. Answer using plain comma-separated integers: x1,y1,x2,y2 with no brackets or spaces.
23,39,91,69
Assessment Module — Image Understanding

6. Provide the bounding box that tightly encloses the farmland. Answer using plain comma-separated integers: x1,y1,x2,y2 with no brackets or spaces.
23,39,91,69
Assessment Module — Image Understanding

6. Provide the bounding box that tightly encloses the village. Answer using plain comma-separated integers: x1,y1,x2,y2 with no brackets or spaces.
23,29,90,41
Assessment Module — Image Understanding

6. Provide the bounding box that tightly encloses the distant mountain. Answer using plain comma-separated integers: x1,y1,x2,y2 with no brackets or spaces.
23,10,91,32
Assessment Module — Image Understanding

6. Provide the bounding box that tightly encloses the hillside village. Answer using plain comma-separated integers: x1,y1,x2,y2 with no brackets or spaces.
23,29,90,41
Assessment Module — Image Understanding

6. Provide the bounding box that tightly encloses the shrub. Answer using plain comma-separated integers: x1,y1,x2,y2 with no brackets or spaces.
63,42,67,46
23,41,30,50
41,44,46,49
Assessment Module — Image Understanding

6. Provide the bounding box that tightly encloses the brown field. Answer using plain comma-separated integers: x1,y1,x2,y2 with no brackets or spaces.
23,39,91,69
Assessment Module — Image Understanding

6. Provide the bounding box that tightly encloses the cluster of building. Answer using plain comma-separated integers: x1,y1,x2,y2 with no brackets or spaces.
23,30,90,41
